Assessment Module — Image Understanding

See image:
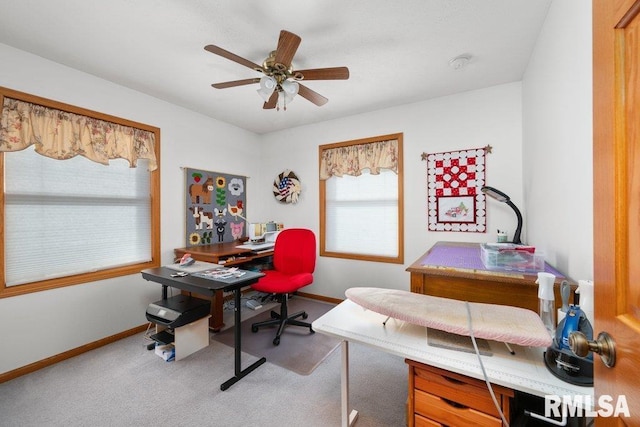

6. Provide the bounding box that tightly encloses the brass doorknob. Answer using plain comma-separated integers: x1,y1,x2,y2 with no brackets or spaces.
569,331,616,368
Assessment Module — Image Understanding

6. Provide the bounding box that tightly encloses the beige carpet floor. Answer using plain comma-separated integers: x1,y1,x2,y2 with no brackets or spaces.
212,296,341,375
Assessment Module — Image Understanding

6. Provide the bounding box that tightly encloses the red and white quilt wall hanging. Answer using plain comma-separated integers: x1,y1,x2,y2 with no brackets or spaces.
426,147,487,233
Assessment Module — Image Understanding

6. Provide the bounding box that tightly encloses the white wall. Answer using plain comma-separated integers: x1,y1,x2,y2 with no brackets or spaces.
259,83,524,299
0,44,262,374
0,0,594,375
522,0,593,281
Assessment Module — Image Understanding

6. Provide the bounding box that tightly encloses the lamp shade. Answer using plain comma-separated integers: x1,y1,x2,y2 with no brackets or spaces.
481,185,523,244
281,80,299,95
281,80,299,104
481,186,509,203
257,75,277,102
274,80,299,110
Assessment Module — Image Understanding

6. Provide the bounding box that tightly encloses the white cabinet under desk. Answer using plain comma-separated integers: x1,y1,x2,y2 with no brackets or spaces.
146,294,212,361
312,299,593,426
152,315,211,361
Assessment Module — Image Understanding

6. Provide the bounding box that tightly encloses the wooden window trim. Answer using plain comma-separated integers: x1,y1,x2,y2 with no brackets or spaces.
319,132,404,264
0,86,161,298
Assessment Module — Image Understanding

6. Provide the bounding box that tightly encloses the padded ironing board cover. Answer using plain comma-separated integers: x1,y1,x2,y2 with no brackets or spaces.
345,287,552,347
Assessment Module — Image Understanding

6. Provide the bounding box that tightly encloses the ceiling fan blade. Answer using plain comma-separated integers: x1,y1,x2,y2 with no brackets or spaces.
297,84,328,106
274,30,301,70
212,78,260,89
204,44,263,71
263,91,278,109
294,67,350,81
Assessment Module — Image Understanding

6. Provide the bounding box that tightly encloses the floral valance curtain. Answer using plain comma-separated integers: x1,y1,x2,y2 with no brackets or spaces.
0,97,157,171
319,138,398,180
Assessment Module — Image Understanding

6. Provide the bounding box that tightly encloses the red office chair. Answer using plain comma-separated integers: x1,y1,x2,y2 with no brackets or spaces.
251,228,316,345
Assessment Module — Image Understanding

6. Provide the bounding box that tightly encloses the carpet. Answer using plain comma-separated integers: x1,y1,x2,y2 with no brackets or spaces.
212,297,341,375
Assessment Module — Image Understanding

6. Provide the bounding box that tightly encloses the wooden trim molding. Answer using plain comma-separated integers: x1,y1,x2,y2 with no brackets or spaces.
0,292,338,384
0,324,148,384
0,86,161,298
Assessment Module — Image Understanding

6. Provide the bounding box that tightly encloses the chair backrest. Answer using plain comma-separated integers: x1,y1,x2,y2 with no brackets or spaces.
272,228,316,275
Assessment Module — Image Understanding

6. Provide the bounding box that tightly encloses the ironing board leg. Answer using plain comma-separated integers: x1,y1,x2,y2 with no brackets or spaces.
504,342,516,355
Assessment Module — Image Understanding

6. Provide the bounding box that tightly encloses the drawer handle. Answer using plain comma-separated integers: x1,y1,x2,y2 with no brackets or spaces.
441,397,467,409
441,375,466,385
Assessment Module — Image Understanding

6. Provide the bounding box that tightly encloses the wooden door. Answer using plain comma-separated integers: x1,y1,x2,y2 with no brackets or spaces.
593,0,640,425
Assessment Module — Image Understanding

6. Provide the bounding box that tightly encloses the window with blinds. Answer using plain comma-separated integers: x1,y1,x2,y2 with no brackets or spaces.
319,133,404,263
4,148,152,286
324,170,399,257
0,86,160,298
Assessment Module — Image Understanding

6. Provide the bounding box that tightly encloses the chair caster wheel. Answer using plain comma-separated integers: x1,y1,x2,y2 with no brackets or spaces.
251,326,258,333
302,313,308,319
273,337,280,346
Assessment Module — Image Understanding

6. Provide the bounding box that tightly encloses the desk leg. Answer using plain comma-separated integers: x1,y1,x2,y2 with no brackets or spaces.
220,287,266,391
341,341,359,427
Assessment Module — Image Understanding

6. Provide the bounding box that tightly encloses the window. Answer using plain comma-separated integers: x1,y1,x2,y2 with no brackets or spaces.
319,133,403,263
0,87,160,298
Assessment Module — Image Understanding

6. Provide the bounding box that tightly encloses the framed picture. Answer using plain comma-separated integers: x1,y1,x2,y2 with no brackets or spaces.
437,195,476,223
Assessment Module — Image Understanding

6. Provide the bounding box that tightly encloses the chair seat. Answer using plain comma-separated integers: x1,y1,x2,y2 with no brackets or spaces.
252,270,313,294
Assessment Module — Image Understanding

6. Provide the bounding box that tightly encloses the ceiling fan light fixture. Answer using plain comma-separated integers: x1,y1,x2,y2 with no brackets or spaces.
259,75,277,90
258,75,298,109
206,29,350,110
277,80,299,111
257,75,277,101
281,80,299,98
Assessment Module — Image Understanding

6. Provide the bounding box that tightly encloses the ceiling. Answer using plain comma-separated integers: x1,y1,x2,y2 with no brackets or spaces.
0,0,552,135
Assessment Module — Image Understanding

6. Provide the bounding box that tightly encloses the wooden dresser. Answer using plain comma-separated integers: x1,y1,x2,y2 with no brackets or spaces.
407,360,513,426
406,241,575,313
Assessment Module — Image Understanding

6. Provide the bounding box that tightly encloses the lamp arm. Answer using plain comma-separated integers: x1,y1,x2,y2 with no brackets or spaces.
506,200,523,244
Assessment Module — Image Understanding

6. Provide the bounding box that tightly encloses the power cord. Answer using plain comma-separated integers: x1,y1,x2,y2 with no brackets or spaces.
465,301,510,427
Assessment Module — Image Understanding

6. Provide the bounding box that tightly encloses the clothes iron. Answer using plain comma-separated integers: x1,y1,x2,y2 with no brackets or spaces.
544,304,594,386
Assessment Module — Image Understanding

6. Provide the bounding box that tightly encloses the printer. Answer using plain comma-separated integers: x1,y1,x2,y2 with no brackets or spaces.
146,295,211,329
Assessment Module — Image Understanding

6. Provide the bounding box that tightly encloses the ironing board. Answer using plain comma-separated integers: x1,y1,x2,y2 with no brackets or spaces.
345,287,552,347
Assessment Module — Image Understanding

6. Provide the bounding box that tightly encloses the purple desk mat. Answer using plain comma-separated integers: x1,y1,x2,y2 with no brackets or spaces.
421,243,565,277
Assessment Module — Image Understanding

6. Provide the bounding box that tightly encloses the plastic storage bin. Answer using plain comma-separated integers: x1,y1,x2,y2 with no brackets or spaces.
480,243,545,273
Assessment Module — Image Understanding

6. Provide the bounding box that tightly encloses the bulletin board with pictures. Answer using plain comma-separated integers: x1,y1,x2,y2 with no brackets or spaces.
185,168,247,246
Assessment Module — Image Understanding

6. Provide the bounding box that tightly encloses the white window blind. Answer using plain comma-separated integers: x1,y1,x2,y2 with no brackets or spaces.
325,169,398,257
4,148,151,286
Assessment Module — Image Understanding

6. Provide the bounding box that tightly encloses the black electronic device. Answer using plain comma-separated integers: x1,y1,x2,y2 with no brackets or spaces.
146,295,211,329
511,391,587,426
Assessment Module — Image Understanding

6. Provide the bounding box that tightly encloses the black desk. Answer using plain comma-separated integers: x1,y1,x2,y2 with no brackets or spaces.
141,267,265,390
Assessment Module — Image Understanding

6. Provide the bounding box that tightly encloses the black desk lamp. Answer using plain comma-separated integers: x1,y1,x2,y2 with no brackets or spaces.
481,186,523,244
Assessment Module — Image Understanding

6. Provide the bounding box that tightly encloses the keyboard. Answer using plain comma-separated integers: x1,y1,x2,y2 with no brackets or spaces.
235,242,274,251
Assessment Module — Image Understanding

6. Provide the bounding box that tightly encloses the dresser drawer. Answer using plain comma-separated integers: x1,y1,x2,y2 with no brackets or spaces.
413,364,509,417
415,389,502,427
414,413,443,427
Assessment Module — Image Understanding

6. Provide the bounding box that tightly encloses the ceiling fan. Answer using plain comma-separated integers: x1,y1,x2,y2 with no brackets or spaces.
204,30,349,110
